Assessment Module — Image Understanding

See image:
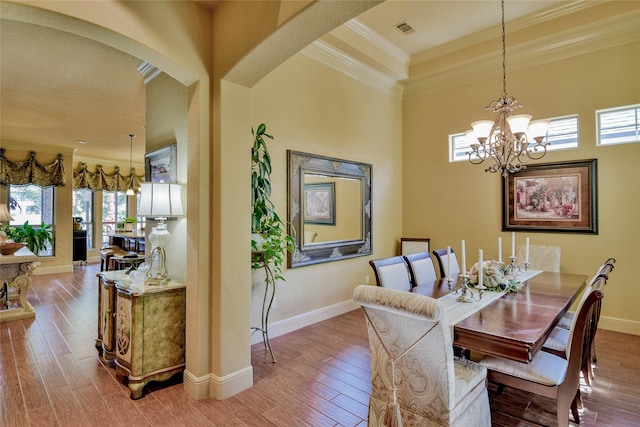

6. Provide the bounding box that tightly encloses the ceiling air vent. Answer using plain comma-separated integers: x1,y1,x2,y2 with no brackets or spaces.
394,21,414,34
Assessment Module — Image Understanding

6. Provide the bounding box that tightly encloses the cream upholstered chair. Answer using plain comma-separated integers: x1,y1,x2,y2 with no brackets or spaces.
353,285,491,427
369,256,412,291
432,248,461,279
404,251,438,287
479,279,605,427
516,244,561,272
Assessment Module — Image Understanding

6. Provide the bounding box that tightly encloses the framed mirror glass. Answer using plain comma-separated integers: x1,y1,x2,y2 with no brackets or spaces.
287,150,372,268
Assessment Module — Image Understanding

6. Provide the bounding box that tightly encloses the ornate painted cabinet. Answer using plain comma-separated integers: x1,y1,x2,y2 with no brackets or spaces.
96,270,129,362
114,279,186,399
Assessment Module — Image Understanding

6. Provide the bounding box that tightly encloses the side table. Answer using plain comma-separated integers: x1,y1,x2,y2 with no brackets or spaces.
1,247,38,322
114,278,186,399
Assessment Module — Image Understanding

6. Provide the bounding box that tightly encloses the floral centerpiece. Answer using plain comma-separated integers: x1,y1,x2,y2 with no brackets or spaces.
468,259,522,293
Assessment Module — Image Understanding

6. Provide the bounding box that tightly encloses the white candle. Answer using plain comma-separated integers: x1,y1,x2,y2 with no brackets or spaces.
525,237,530,264
447,246,451,279
461,240,467,274
498,237,502,263
511,232,516,258
479,249,483,288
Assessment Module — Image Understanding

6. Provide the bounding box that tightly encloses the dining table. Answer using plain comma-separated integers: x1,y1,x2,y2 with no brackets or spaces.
411,270,588,363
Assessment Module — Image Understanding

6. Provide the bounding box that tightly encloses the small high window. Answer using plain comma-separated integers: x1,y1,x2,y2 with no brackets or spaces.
596,104,640,146
449,115,579,163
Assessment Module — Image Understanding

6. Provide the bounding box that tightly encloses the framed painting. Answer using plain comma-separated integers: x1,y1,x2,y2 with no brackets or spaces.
145,143,177,183
503,159,597,234
304,182,335,225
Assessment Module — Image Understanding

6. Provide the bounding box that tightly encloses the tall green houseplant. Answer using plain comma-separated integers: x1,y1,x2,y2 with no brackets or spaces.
250,123,294,362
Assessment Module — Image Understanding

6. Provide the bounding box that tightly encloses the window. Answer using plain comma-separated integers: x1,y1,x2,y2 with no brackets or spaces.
8,184,55,256
102,191,127,245
597,104,640,146
73,189,94,248
449,115,579,162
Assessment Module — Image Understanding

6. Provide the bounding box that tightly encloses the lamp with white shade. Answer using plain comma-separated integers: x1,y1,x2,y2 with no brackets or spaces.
138,182,184,283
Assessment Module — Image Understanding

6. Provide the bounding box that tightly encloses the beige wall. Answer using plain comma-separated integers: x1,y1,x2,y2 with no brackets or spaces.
403,40,640,335
146,72,188,284
250,52,403,326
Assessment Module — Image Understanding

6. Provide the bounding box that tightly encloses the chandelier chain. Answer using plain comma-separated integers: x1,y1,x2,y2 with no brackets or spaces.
501,0,507,98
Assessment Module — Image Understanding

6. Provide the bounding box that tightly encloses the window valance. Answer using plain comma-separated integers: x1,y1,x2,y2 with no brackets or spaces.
73,162,144,192
0,149,66,187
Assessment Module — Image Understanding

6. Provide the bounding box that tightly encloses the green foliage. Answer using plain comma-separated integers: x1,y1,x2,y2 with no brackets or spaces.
124,216,137,223
251,123,295,280
5,221,54,255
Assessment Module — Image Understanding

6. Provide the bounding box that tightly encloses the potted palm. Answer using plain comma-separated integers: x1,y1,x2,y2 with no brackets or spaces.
250,123,295,362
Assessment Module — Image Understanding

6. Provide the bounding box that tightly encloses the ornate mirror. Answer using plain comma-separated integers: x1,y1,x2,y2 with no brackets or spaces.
287,150,372,268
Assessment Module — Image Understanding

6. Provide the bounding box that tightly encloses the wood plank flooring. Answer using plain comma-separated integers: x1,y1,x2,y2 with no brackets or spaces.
2,263,639,426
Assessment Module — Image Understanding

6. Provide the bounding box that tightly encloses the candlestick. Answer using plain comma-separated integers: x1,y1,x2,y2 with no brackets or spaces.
461,240,466,274
479,249,483,288
447,246,451,279
498,237,502,264
511,232,515,258
525,237,530,264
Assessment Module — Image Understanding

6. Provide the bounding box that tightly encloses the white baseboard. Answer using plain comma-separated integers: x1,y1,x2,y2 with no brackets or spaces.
183,366,254,401
183,369,213,400
251,299,361,345
208,365,254,400
599,315,640,336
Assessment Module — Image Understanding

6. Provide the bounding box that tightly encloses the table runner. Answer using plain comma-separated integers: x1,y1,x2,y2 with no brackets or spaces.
442,269,542,327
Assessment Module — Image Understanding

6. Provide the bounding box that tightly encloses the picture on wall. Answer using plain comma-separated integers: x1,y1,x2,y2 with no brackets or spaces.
304,182,335,225
503,159,597,234
145,143,177,183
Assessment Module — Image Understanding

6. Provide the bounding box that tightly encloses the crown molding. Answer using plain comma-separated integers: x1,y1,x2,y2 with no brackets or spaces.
404,10,639,100
410,1,599,66
301,39,404,99
345,18,410,68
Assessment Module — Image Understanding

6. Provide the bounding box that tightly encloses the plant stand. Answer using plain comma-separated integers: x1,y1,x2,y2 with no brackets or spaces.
251,257,277,363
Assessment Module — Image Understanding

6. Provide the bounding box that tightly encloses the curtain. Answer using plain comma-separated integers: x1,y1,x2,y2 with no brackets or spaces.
0,149,66,187
73,162,144,192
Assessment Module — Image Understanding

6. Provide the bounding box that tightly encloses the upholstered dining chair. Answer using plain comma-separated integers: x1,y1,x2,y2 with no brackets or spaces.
404,251,438,287
432,247,461,279
516,244,561,272
353,285,491,427
479,278,605,427
544,258,616,386
369,256,412,291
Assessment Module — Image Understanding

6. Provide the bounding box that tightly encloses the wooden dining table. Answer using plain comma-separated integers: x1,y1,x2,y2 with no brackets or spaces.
411,271,587,363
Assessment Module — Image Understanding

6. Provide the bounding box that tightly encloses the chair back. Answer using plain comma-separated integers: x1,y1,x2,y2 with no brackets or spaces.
432,248,461,279
561,279,604,397
353,285,458,424
404,251,438,286
516,244,561,272
369,256,412,291
566,278,605,362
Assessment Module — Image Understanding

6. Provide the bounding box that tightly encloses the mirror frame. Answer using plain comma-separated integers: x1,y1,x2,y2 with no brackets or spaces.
287,150,372,268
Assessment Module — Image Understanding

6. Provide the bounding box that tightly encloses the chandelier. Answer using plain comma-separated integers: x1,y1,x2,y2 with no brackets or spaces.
466,0,550,177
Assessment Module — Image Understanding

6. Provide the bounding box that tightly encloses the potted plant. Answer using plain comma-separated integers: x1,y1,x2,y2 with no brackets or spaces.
123,216,137,232
4,221,54,256
250,123,295,362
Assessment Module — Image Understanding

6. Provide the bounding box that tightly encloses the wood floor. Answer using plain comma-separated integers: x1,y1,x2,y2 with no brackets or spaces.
2,263,639,426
